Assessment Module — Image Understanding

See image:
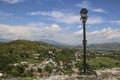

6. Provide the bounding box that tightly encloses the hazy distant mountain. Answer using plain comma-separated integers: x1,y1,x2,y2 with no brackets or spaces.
1,38,119,50
0,38,68,46
0,39,11,42
36,39,70,46
88,42,120,51
75,42,120,51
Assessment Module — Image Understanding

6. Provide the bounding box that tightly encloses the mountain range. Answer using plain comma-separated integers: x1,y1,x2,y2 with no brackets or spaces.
0,39,120,50
87,42,120,51
0,39,12,42
37,39,70,46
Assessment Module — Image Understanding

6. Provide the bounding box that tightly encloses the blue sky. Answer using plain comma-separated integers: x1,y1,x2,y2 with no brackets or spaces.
0,0,120,45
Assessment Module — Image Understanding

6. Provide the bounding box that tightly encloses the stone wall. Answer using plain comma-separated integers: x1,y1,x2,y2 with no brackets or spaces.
3,68,120,80
76,68,120,80
39,68,120,80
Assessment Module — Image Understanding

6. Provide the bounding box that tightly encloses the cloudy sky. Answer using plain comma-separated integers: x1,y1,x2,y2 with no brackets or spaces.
0,0,120,45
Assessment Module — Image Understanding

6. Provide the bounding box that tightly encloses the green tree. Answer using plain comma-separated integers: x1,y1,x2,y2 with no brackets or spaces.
11,66,24,76
44,66,52,73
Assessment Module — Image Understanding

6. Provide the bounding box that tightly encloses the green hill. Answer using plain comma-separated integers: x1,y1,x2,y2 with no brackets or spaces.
0,40,58,67
0,40,120,78
0,40,78,75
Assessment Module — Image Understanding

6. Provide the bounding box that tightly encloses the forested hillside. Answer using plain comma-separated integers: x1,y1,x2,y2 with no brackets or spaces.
0,40,119,79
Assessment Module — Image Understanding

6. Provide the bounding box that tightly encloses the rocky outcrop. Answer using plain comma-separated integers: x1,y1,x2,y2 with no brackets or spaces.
76,68,120,80
38,68,120,80
3,68,120,80
95,68,120,80
39,75,76,80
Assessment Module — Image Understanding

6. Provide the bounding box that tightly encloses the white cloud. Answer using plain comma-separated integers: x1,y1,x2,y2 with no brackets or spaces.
89,28,120,43
0,24,120,45
44,24,62,32
87,17,104,24
73,30,83,36
0,24,34,40
28,10,105,25
0,23,80,45
27,11,79,24
112,21,120,23
2,0,24,4
111,20,120,25
0,24,64,41
28,11,65,18
73,27,120,44
76,1,90,8
92,8,107,13
76,1,107,14
26,22,48,27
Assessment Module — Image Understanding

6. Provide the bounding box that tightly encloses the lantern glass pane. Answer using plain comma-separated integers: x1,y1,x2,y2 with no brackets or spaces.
81,13,87,17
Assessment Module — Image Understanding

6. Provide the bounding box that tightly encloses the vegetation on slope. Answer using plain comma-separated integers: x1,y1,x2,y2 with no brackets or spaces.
0,40,119,78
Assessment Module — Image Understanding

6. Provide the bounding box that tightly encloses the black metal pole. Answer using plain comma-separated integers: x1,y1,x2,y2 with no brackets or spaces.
83,21,87,74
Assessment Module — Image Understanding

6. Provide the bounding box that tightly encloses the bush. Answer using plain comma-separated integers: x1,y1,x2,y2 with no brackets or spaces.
88,57,120,70
44,66,52,73
22,77,33,80
11,66,24,76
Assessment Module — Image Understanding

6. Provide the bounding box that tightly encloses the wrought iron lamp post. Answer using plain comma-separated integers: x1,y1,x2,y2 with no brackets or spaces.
80,8,88,75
